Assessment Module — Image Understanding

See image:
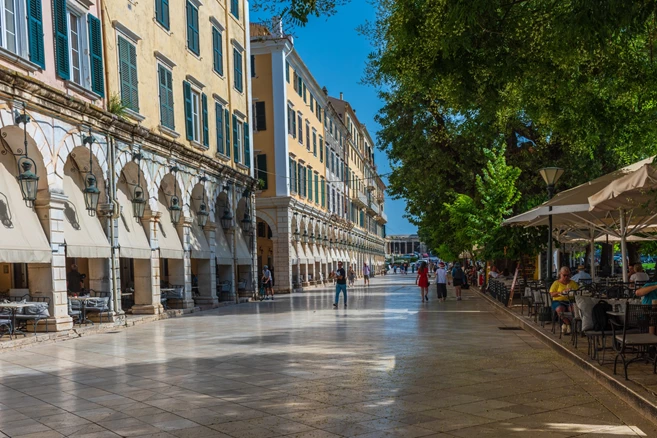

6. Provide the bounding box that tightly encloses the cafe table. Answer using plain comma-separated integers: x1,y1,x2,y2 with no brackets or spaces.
70,296,97,325
0,302,37,337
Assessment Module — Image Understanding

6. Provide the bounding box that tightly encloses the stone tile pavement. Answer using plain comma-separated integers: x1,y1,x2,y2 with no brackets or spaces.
0,276,655,437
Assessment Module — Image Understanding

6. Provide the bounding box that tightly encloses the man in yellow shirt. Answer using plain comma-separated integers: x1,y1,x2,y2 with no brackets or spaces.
549,266,579,335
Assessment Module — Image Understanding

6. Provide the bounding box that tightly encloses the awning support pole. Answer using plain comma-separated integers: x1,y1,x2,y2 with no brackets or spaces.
590,227,596,282
620,209,628,283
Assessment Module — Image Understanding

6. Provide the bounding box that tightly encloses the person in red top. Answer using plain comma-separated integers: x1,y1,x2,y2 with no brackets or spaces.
416,261,430,302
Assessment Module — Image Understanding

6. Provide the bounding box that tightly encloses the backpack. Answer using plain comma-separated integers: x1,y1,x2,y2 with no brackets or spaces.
592,300,613,331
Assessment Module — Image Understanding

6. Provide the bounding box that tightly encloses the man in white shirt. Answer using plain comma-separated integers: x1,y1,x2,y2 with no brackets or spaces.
435,262,448,302
571,265,592,283
363,263,371,286
630,263,650,285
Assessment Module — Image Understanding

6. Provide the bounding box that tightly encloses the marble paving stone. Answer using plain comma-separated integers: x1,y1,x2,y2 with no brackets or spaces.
0,277,656,438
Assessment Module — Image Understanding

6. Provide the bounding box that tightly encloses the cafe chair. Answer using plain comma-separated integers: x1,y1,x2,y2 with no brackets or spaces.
611,304,657,380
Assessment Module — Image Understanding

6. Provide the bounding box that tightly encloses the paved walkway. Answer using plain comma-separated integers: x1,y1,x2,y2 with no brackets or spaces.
0,277,656,437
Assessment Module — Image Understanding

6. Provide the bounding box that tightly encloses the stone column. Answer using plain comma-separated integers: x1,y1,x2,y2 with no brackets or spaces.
176,217,193,306
132,213,162,315
225,227,237,299
32,193,73,331
196,223,218,307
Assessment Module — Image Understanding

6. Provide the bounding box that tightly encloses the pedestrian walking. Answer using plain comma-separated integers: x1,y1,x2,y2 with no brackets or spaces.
416,261,429,302
348,267,356,286
333,261,347,308
451,262,465,301
262,265,274,300
363,263,371,286
435,261,448,302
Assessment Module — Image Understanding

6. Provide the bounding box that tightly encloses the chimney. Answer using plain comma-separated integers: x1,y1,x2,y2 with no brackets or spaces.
339,92,344,100
272,16,283,37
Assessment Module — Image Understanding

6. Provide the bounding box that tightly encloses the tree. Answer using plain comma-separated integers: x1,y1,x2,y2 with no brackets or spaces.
364,0,657,261
252,0,349,27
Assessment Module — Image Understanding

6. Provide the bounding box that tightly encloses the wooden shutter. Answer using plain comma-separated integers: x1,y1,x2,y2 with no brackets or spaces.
118,37,138,111
186,2,199,55
212,27,223,75
315,174,319,204
156,0,170,29
158,66,174,129
308,168,312,201
244,122,250,167
319,138,324,163
202,93,209,147
234,49,243,92
53,0,69,79
224,108,231,157
321,178,325,207
87,15,104,96
257,155,268,189
255,102,266,131
232,114,239,162
216,103,224,154
27,0,45,69
231,0,239,19
183,81,193,140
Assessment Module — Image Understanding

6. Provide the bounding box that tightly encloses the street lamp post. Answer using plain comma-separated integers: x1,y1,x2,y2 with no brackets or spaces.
539,167,564,283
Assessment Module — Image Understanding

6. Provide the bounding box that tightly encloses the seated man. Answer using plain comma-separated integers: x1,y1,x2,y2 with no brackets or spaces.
633,281,657,304
630,263,650,286
550,266,579,335
571,265,592,283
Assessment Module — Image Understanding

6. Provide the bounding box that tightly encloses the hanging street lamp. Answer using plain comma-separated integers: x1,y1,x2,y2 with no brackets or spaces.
132,152,146,219
197,176,209,228
81,133,100,215
302,230,308,244
168,166,182,225
13,107,38,207
240,188,252,233
294,228,300,242
539,166,564,282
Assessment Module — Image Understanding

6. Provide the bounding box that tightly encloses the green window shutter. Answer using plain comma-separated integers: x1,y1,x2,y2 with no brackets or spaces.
297,76,302,97
232,114,239,162
186,2,199,55
293,160,297,193
183,81,193,140
158,65,174,129
53,0,69,79
216,103,224,154
202,93,209,147
118,37,139,111
224,108,231,157
285,61,290,83
156,0,170,29
315,174,319,204
257,155,268,189
212,27,223,75
313,132,317,156
303,82,307,102
87,15,104,96
321,178,325,207
231,0,239,19
319,138,324,163
308,168,313,201
27,0,45,69
234,49,243,92
244,122,250,167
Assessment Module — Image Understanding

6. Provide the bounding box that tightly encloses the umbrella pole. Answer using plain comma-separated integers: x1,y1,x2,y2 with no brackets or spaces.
620,209,628,283
590,227,596,282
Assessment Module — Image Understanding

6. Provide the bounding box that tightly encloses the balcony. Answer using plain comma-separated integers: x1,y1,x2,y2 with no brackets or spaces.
352,190,368,208
367,199,377,214
375,210,387,224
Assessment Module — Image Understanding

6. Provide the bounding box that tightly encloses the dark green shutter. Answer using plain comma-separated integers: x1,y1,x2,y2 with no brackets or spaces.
87,15,104,97
224,109,231,157
27,0,45,69
158,65,174,129
308,168,312,201
321,178,325,207
319,139,323,163
202,93,209,146
118,37,138,111
244,122,250,167
315,174,319,203
231,0,239,19
212,27,223,75
156,0,170,29
234,49,243,92
232,114,239,162
257,155,267,189
216,103,224,154
53,0,69,79
285,61,290,82
186,2,199,55
183,81,193,140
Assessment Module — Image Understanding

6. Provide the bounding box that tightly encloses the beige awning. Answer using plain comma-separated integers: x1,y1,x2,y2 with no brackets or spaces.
330,248,338,262
298,244,310,264
156,193,183,259
215,226,233,265
325,246,333,263
190,212,211,259
235,229,251,265
290,244,299,265
311,244,322,263
62,172,110,258
116,184,151,259
0,157,51,263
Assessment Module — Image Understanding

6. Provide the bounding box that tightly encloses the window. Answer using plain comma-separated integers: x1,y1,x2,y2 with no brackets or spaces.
215,102,224,154
309,94,314,112
212,27,223,75
297,113,302,144
299,164,305,197
158,64,174,129
321,177,325,207
256,154,267,189
230,0,239,19
232,115,243,162
296,75,302,97
289,158,297,194
312,131,317,156
308,168,313,201
305,123,310,151
183,81,208,145
254,101,266,131
67,11,82,84
316,105,321,122
288,106,296,137
233,48,243,92
190,89,200,141
118,36,139,111
155,0,169,29
319,137,323,163
186,2,199,55
314,174,319,204
285,61,290,82
302,82,307,102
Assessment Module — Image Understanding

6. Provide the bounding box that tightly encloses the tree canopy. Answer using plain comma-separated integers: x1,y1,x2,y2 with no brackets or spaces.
364,0,657,260
252,0,349,27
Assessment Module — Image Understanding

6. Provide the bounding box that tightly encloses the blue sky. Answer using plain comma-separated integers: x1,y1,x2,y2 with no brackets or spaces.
252,0,417,235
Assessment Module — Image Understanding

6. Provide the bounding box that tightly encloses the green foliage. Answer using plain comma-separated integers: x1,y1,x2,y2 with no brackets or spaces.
107,93,129,119
364,0,657,261
252,0,349,27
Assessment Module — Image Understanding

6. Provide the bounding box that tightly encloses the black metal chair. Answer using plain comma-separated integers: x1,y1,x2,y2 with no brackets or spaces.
611,304,657,380
15,295,51,335
85,290,110,323
67,298,82,326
